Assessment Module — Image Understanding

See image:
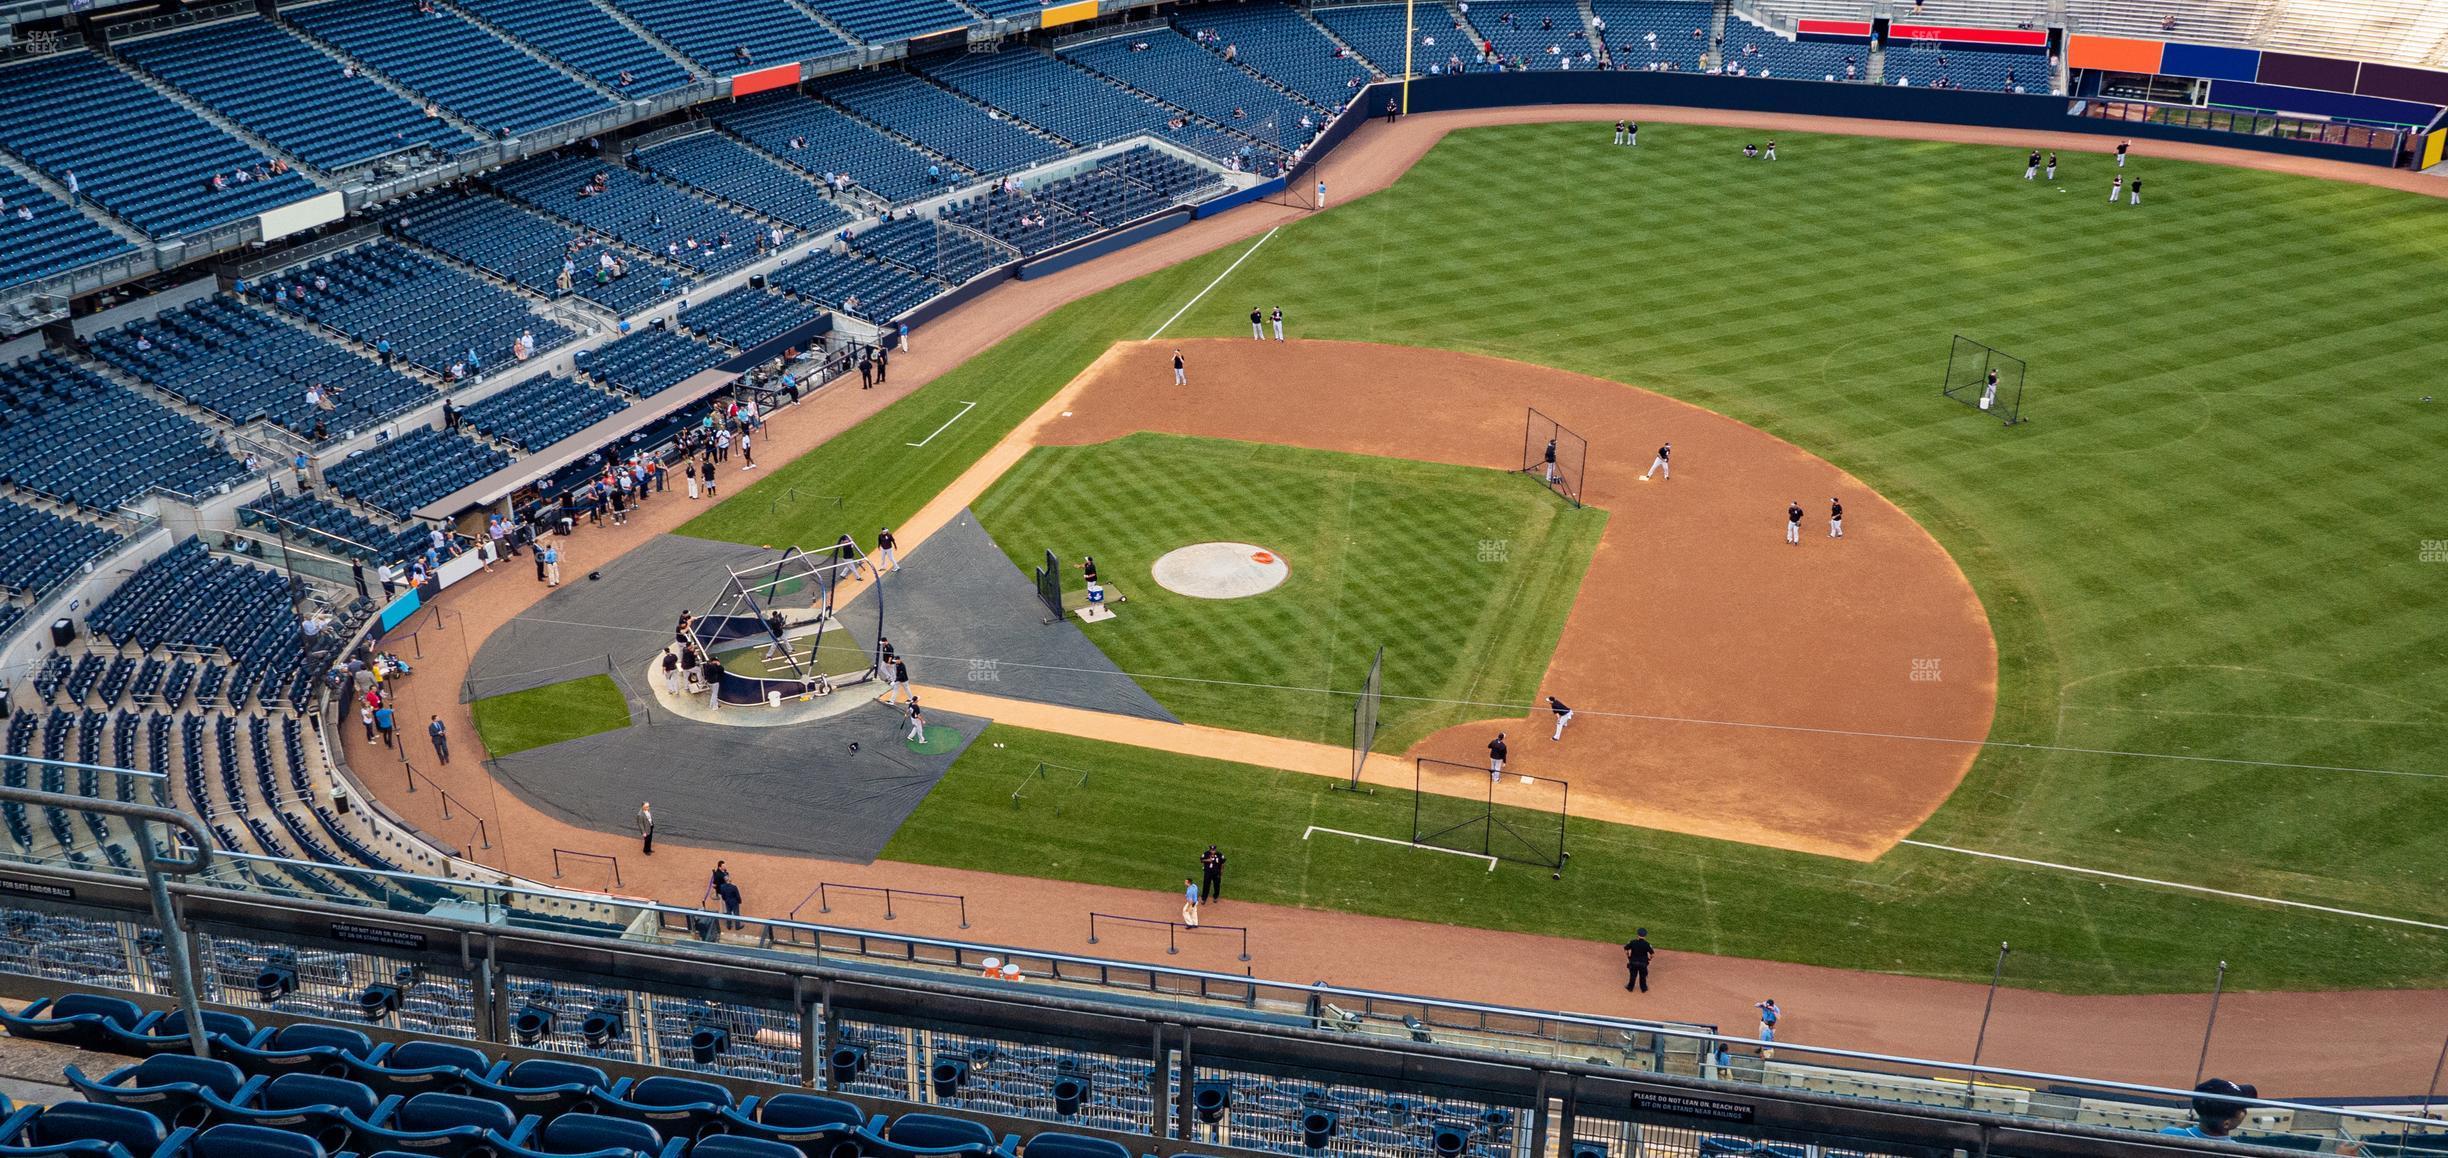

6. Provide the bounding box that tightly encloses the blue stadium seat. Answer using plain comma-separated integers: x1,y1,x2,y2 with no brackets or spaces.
803,0,971,46
321,428,513,519
0,1100,171,1158
507,1113,675,1158
337,1092,519,1158
1020,1135,1129,1158
0,355,249,511
593,1076,732,1140
483,156,764,275
217,1023,379,1079
390,192,689,316
1172,5,1374,106
884,1114,998,1152
95,1010,257,1058
816,71,1064,177
0,991,151,1049
255,242,576,377
0,499,123,604
0,170,136,293
602,0,848,74
459,375,630,452
941,194,1095,257
921,53,1256,166
712,93,966,206
849,217,1001,285
1062,33,1320,152
1455,1,1599,70
713,1094,871,1158
573,329,726,398
677,289,822,351
1590,2,1713,72
284,0,613,136
335,1043,490,1101
457,0,694,97
769,249,939,323
238,493,429,571
65,1054,251,1128
0,52,320,237
118,18,474,170
175,1122,329,1158
1720,15,1863,82
197,1073,382,1152
458,1059,607,1121
87,295,434,439
630,134,850,233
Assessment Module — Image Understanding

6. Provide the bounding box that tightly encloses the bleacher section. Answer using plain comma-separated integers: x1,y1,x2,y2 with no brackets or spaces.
818,70,1067,176
942,194,1096,256
1176,4,1376,106
1887,41,2046,91
851,216,1003,284
1457,0,1600,69
85,538,329,708
922,51,1257,165
118,19,475,171
321,427,512,517
1309,4,1438,76
0,500,121,599
606,0,850,74
807,0,975,46
575,328,727,397
0,354,247,511
285,0,613,136
678,288,825,351
458,374,631,451
714,92,968,205
237,492,429,568
631,133,852,231
0,52,320,237
0,171,134,293
1102,144,1228,200
770,249,938,322
1063,33,1320,151
1721,16,1866,81
86,296,433,440
484,155,766,274
390,191,686,315
458,0,697,97
1593,1,1714,71
257,242,577,376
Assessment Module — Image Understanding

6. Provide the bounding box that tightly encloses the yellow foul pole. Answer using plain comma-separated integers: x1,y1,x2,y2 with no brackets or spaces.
1401,0,1415,115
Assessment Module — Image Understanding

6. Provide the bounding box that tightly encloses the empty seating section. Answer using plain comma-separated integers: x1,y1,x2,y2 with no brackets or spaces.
631,134,850,231
86,296,432,439
1309,5,1434,76
1177,4,1375,106
390,191,684,315
1063,34,1319,151
0,171,133,292
852,216,1001,284
1592,1,1713,70
1036,170,1166,227
576,328,725,396
87,539,299,667
715,92,965,205
1723,17,1865,81
819,71,1065,176
678,288,823,350
238,492,427,567
0,500,120,599
459,374,630,451
607,0,848,73
770,250,937,321
322,427,511,517
807,0,974,45
1103,144,1226,199
119,19,473,171
485,155,765,274
458,0,696,97
942,194,1095,255
923,51,1253,164
0,355,246,511
257,242,576,376
0,53,318,237
1462,1,1599,69
1888,43,2045,90
284,0,611,136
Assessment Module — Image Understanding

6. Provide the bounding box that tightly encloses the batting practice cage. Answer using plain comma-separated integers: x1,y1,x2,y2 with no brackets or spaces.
684,542,882,706
1521,408,1587,508
1344,646,1383,791
1941,335,2028,426
1412,758,1571,876
1033,549,1063,623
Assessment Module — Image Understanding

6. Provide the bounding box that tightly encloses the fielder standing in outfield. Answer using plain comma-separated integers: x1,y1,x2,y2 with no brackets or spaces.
1548,695,1574,740
2129,176,2142,206
1829,497,1844,538
1613,118,1626,145
2108,173,2122,202
1765,138,1777,160
2045,151,2058,180
2117,139,2130,167
1250,306,1264,339
1271,306,1285,340
1644,441,1670,480
1172,349,1187,384
1786,500,1803,545
1627,120,1638,146
2023,148,2040,180
1487,731,1508,780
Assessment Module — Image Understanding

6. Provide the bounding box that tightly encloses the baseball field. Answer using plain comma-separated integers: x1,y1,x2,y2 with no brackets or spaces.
679,121,2447,995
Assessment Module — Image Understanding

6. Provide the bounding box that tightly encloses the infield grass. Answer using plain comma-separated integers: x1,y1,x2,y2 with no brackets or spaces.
469,675,630,758
696,123,2448,988
972,434,1605,747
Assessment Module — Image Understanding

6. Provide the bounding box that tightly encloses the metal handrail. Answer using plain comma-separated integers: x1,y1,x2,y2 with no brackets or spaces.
792,881,969,928
551,848,623,888
1088,910,1250,962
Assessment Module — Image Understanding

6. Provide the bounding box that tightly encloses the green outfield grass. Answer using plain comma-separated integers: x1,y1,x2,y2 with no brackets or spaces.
888,726,2448,994
469,675,631,757
696,123,2448,988
971,434,1604,747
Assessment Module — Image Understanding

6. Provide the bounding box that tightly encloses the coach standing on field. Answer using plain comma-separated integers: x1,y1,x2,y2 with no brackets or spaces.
1623,928,1655,992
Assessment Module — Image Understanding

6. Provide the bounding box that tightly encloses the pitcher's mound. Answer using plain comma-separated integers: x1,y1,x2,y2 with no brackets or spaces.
1152,542,1289,599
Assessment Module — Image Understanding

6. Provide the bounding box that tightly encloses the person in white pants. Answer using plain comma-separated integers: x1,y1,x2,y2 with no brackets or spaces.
1251,307,1264,339
876,527,899,572
1548,696,1574,740
905,700,926,742
2109,174,2122,202
1270,306,1284,341
1644,442,1671,480
1829,497,1844,538
1316,179,1327,208
1172,350,1187,385
1786,501,1803,545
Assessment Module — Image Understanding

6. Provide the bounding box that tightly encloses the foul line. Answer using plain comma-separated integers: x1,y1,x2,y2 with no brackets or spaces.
1899,840,2448,932
1304,826,1496,872
906,401,978,448
1148,227,1279,341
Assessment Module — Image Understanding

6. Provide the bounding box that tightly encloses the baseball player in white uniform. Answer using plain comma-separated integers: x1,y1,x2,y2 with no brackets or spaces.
1980,368,2000,411
1644,442,1670,480
1250,307,1264,339
1548,696,1574,740
1172,350,1187,385
1270,306,1285,341
1829,497,1844,538
1786,501,1803,545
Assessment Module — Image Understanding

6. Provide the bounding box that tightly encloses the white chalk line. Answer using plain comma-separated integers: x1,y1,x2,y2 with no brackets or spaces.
1148,227,1280,341
1898,840,2448,932
1304,825,1497,872
906,400,978,448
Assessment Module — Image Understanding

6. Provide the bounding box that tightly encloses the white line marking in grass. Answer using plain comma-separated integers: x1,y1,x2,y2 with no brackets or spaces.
906,401,977,447
1899,840,2448,932
1304,826,1496,872
1149,227,1279,341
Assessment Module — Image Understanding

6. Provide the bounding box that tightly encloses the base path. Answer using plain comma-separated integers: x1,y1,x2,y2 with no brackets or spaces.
1033,340,1997,859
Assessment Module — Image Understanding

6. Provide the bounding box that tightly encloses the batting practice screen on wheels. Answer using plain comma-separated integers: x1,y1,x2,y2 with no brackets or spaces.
1521,408,1588,508
1941,335,2028,426
1413,757,1571,876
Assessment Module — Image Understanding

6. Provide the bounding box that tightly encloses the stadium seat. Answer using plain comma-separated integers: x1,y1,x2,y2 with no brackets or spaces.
713,1095,873,1157
196,1073,382,1152
505,1113,678,1158
284,0,612,136
686,1138,804,1158
337,1043,493,1100
459,1059,607,1121
117,18,474,170
0,991,150,1049
96,1010,257,1058
593,1076,734,1140
65,1054,251,1128
218,1024,379,1079
173,1123,329,1158
1019,1136,1128,1158
337,1092,519,1158
885,1114,1007,1153
0,1100,171,1158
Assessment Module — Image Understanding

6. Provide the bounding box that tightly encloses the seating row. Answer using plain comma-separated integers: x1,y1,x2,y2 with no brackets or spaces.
88,295,434,440
459,374,632,452
630,134,851,232
255,242,576,378
713,92,967,207
605,0,849,75
285,0,611,137
1175,5,1375,107
816,71,1065,177
237,492,430,570
484,155,765,276
457,0,695,98
677,289,824,352
321,427,513,518
0,169,137,293
848,216,1002,285
119,18,474,171
0,498,123,599
766,250,940,323
0,354,249,511
1061,34,1320,152
389,191,688,316
573,328,727,398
